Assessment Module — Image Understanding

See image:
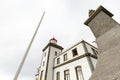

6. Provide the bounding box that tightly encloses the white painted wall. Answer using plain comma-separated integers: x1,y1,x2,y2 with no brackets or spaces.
38,45,62,80
38,47,49,80
46,46,62,80
53,41,98,80
54,57,92,80
90,57,97,68
84,42,98,70
54,42,85,66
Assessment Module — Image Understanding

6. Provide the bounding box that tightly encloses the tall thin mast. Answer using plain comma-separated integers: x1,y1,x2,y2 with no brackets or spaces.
14,11,45,80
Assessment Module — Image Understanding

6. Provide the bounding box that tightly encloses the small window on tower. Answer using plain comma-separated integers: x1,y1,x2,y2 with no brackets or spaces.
57,58,60,64
72,48,78,57
43,61,45,66
55,51,57,56
40,71,43,80
44,53,46,57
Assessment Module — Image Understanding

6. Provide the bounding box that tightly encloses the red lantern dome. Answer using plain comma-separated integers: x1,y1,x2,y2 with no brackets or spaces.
50,37,57,42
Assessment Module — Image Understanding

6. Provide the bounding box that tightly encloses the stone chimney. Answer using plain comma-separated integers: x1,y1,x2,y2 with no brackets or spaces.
84,6,120,80
84,5,120,53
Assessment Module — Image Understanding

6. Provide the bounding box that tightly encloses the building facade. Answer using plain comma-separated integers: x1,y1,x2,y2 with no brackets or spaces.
35,38,98,80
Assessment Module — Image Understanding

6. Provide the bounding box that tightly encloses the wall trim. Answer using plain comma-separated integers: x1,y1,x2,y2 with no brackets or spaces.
53,53,97,69
43,43,63,51
44,46,51,80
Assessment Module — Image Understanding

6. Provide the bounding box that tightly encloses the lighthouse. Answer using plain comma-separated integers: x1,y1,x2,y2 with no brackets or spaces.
38,37,63,80
36,38,98,80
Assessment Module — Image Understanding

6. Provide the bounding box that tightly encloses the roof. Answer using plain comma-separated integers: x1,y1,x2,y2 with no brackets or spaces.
42,42,63,51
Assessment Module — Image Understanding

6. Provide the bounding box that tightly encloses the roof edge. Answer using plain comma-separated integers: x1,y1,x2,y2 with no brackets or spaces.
42,43,63,51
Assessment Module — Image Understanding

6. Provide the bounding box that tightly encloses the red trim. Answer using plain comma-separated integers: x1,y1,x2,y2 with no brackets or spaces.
50,37,57,42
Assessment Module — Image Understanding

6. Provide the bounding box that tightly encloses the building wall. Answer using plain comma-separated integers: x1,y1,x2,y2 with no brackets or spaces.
54,57,92,80
53,41,97,80
46,46,62,80
54,42,86,66
36,40,98,80
38,47,49,80
84,42,98,69
84,6,120,80
90,57,97,69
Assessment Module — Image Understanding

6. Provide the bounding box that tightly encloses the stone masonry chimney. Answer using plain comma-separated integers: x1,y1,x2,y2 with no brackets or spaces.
84,6,120,80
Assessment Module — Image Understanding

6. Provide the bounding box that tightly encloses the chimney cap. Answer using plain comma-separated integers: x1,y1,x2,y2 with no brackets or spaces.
89,9,95,17
84,5,113,26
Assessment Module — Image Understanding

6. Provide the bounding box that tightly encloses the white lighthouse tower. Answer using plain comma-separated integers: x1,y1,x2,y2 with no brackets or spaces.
38,37,63,80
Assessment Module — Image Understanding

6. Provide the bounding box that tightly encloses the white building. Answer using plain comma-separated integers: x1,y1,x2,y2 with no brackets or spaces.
35,37,98,80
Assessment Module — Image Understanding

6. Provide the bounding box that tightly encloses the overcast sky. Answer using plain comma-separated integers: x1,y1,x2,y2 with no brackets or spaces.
0,0,120,80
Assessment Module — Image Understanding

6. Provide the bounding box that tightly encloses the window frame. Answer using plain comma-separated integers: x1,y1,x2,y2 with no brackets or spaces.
44,52,46,57
56,72,60,80
91,48,98,56
40,70,43,80
75,66,84,80
72,48,78,57
55,51,58,56
57,57,60,64
42,61,45,66
63,54,68,61
64,69,70,80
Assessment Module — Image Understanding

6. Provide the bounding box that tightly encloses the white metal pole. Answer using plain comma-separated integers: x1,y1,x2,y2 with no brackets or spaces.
14,11,45,80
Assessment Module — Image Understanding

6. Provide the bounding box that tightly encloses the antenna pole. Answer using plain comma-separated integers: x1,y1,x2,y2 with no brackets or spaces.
14,11,45,80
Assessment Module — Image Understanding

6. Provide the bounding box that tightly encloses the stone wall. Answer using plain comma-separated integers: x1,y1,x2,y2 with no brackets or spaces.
84,6,120,80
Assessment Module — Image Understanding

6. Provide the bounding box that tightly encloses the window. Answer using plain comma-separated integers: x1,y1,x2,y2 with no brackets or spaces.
55,51,57,56
72,48,78,57
64,70,70,80
56,72,60,80
91,48,98,55
63,54,68,61
42,61,45,66
40,71,43,80
57,58,60,64
75,66,83,80
44,53,46,57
